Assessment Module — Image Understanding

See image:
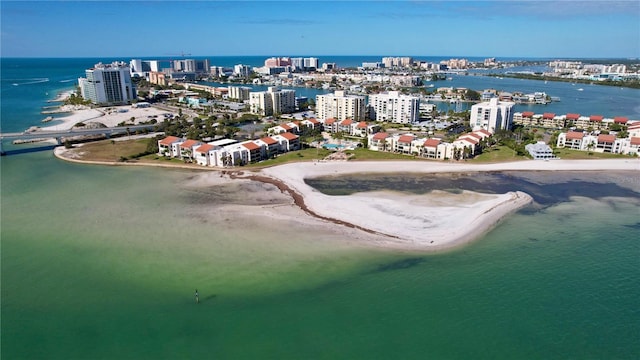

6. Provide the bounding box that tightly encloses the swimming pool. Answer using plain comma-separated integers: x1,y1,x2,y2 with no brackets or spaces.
323,143,345,150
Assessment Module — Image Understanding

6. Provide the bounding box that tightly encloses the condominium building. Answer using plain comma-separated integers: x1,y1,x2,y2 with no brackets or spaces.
173,59,210,74
79,61,135,105
249,87,296,116
129,59,160,78
368,91,420,124
315,90,366,121
469,98,515,133
233,64,252,77
228,86,251,101
382,57,413,68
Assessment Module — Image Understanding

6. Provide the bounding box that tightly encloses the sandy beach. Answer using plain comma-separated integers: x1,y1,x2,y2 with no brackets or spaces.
37,104,172,132
54,141,639,251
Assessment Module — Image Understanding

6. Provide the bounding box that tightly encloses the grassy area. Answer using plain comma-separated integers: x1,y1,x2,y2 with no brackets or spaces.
345,148,423,161
469,145,529,163
72,138,151,162
246,147,333,168
552,148,632,159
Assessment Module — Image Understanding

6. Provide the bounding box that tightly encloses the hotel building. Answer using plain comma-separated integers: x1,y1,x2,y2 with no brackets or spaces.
79,61,136,105
249,87,296,116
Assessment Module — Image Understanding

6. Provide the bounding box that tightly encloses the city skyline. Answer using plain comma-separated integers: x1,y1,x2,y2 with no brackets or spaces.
1,1,639,59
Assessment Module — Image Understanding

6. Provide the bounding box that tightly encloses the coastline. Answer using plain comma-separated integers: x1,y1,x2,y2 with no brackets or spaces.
52,147,640,251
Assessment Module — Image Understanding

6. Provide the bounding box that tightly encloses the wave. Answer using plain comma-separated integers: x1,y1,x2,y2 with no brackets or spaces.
59,79,75,83
2,78,50,86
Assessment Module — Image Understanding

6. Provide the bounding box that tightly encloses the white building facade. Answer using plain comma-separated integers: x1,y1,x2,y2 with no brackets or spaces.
79,61,135,105
315,90,366,121
469,98,515,133
249,87,296,116
368,91,420,124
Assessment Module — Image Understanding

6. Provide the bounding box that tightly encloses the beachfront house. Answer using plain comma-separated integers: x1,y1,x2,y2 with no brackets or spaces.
194,144,215,166
369,132,390,152
158,136,184,157
241,141,263,163
395,134,416,154
525,141,557,160
273,132,300,152
179,140,202,162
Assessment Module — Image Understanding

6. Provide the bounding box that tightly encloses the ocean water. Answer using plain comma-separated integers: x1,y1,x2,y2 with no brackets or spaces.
2,58,640,359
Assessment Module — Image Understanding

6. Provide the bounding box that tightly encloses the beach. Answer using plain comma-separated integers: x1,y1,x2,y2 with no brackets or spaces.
36,104,171,132
53,145,640,251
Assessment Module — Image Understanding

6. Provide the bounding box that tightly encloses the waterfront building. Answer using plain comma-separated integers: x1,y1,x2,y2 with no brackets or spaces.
469,98,515,134
233,64,252,77
382,57,413,68
361,62,384,69
228,86,251,101
265,57,291,68
303,57,319,71
173,59,210,75
315,90,366,122
148,71,167,87
158,136,184,157
249,87,296,116
368,91,420,124
79,61,135,106
525,141,557,160
129,59,160,78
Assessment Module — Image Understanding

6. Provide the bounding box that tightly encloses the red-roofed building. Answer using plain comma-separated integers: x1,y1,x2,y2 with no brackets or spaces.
557,131,585,149
369,132,390,151
614,116,628,124
543,113,555,120
590,115,604,122
323,118,337,133
158,136,184,157
256,136,281,157
194,144,215,166
596,134,616,152
179,139,202,161
631,137,640,146
241,141,262,163
338,118,354,133
302,118,320,129
396,134,416,154
273,132,300,151
474,129,492,138
422,138,444,159
522,111,534,118
566,113,580,120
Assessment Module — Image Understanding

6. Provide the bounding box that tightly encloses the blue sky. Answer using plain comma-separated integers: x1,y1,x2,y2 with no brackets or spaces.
1,1,639,58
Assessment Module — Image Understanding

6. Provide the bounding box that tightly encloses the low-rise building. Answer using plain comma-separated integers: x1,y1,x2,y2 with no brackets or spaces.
525,141,557,160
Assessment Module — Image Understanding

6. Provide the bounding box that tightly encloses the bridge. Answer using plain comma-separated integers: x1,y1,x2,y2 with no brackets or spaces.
0,124,158,155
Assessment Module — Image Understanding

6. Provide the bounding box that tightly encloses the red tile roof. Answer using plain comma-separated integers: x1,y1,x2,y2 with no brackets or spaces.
242,142,261,151
280,132,299,141
195,144,214,153
467,133,482,140
543,113,555,119
398,135,415,143
590,115,604,122
597,134,616,143
614,116,628,124
159,136,181,146
566,113,581,120
372,132,389,140
340,119,354,126
458,136,478,145
629,122,640,129
280,124,292,130
260,137,278,145
522,111,534,117
631,137,640,146
356,121,368,128
307,118,320,124
424,139,441,147
475,129,492,137
324,118,336,124
566,131,584,140
180,139,200,149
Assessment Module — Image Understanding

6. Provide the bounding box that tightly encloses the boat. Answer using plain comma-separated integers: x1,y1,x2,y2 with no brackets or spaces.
42,116,54,123
577,88,584,91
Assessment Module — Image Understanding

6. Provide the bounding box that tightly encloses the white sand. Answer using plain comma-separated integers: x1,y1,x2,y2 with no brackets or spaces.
259,159,639,249
38,105,172,132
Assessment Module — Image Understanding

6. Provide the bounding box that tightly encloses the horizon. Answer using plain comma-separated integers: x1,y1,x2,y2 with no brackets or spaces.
1,1,638,59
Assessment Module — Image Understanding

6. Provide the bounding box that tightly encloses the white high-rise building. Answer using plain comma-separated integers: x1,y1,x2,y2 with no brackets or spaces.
228,86,252,101
368,91,420,124
469,98,515,134
303,57,319,70
79,61,135,105
129,59,160,78
233,64,252,77
315,90,366,121
249,87,296,116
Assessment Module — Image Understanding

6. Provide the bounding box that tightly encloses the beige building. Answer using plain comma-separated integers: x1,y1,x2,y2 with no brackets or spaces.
315,90,366,121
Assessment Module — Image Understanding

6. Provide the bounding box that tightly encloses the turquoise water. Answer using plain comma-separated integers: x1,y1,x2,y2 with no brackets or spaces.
2,58,640,359
323,143,345,150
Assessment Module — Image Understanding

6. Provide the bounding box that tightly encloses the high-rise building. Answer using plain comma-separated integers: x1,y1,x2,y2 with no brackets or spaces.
315,91,366,121
79,61,135,105
469,98,515,133
249,87,296,116
233,64,252,77
173,59,210,74
228,86,252,101
368,91,420,124
129,59,160,78
303,57,318,70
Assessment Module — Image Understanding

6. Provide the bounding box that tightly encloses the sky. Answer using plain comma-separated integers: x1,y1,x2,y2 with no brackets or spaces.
1,0,639,59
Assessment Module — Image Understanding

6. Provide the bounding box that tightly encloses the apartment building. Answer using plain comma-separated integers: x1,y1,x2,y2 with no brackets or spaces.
469,98,515,134
315,90,366,121
368,91,420,124
249,87,296,116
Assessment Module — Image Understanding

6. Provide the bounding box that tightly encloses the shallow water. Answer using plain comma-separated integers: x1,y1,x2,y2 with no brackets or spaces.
2,152,639,359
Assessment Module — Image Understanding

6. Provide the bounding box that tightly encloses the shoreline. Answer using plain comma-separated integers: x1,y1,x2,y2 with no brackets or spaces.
52,147,639,251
